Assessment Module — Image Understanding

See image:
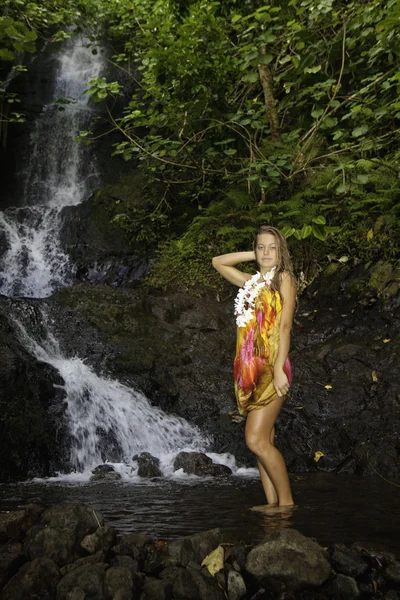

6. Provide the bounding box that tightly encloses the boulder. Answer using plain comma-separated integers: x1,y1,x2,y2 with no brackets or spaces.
133,452,163,478
330,544,368,577
384,562,400,588
173,452,232,476
91,464,116,475
59,550,107,577
0,542,26,589
56,564,106,600
104,566,141,600
225,545,248,573
80,526,117,555
144,529,227,574
226,568,247,600
110,554,140,577
90,471,122,481
142,576,173,600
1,557,60,600
325,574,360,599
0,504,43,543
24,503,103,566
245,529,331,591
172,565,225,600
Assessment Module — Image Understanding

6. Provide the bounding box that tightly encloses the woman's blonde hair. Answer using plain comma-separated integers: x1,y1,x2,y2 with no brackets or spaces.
254,225,296,297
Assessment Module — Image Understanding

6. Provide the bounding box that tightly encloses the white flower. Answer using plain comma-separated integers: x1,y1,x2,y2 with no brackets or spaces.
234,267,276,327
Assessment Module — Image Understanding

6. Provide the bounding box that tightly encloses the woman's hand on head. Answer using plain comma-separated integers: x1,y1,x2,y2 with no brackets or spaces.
273,368,290,398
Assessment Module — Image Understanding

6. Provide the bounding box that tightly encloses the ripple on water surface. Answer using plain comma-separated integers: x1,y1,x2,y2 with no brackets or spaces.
1,473,399,557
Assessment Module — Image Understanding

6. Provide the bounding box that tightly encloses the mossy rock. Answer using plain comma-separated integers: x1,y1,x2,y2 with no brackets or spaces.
368,261,394,292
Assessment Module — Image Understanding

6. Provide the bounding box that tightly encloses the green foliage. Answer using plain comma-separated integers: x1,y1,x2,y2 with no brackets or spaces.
2,0,399,287
83,0,399,280
84,77,123,103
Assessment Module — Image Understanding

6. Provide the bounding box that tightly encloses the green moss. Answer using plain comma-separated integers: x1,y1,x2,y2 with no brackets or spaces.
368,261,394,292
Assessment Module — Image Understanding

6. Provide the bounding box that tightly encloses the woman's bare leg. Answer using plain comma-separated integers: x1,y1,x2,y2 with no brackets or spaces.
246,399,293,506
257,426,278,504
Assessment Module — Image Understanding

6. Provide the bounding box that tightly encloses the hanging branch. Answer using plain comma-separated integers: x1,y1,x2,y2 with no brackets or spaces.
258,47,280,142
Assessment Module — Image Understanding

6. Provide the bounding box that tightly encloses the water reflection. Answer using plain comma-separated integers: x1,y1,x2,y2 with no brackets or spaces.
0,473,399,557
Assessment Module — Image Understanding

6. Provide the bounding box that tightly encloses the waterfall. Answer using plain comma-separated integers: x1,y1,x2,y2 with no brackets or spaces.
1,36,235,481
0,36,103,298
15,313,209,477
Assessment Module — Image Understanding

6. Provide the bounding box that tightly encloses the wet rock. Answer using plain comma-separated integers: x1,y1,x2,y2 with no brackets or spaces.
57,564,106,600
0,505,43,543
24,503,103,566
90,471,122,482
326,574,360,598
225,545,248,572
384,591,400,600
104,566,141,599
110,554,140,576
59,550,107,577
245,529,331,591
351,541,397,566
144,528,227,574
92,464,116,475
133,452,163,478
0,542,26,589
64,589,85,600
172,565,225,600
111,534,147,565
330,544,368,577
227,568,247,600
385,562,400,588
158,566,183,581
81,526,117,555
173,452,232,476
1,557,60,600
142,576,173,599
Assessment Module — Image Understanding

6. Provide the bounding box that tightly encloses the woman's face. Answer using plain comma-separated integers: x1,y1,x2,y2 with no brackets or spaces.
255,233,279,273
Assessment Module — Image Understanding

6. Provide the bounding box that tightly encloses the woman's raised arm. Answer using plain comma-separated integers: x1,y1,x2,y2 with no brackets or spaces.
212,251,255,287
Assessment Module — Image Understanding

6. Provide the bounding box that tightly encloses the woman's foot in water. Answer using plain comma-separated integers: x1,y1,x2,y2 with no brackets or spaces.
250,503,296,514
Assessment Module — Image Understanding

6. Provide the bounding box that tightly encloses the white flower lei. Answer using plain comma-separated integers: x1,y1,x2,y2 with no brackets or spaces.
234,267,276,327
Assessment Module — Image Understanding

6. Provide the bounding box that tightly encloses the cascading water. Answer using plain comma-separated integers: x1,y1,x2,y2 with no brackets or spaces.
1,36,227,480
15,314,209,479
0,37,103,298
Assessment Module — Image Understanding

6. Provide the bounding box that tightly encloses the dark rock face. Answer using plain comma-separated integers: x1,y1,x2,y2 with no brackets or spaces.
0,299,69,482
173,452,232,477
59,185,149,288
132,452,163,478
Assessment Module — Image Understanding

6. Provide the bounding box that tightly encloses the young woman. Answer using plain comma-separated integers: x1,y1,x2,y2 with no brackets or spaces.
212,225,296,508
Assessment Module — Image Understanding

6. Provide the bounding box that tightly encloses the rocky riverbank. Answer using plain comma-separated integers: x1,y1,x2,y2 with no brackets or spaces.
1,501,399,599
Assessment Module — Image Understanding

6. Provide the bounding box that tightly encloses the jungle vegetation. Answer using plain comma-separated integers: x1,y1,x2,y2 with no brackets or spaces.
1,0,399,288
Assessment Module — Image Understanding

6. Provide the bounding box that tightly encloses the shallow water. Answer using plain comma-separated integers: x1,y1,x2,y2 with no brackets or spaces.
1,473,399,557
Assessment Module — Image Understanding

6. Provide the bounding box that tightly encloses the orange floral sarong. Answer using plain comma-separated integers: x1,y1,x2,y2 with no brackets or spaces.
234,286,292,415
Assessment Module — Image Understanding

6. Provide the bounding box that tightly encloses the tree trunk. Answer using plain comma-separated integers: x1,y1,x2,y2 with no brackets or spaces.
258,47,280,141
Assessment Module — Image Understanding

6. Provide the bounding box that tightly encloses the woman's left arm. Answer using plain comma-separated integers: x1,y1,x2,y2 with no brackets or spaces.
273,272,296,397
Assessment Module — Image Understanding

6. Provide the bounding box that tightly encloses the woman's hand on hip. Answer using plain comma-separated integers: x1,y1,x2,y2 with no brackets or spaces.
273,368,290,398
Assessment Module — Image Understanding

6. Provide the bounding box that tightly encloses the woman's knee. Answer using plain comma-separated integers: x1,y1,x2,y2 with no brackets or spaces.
245,431,272,456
